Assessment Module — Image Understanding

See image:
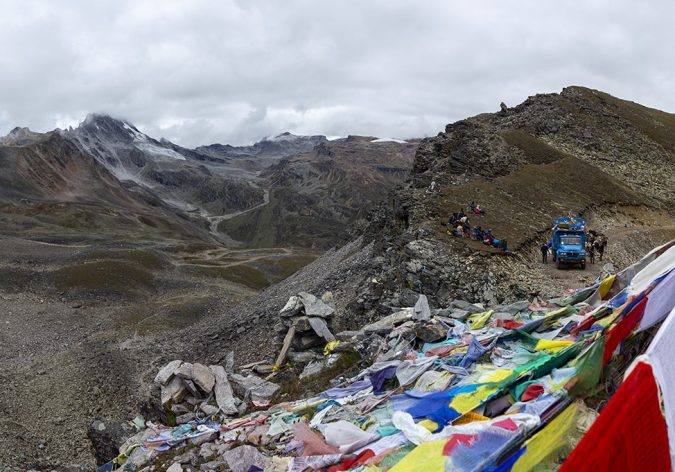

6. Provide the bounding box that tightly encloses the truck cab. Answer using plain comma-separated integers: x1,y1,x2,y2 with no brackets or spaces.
552,217,587,270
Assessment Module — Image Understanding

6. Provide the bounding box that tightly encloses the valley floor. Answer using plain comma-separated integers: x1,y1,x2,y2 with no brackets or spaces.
0,236,318,470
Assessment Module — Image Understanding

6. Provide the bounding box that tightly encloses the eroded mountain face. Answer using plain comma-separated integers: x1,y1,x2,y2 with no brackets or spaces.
218,136,418,248
63,114,266,216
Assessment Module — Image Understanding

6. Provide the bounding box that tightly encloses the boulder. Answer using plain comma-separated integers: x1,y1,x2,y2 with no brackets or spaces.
199,403,219,416
200,460,226,471
192,363,215,393
449,309,470,320
299,360,326,379
199,443,217,459
166,462,183,472
126,445,153,470
184,394,199,405
498,300,531,315
414,321,447,342
413,294,432,321
287,351,321,363
299,292,334,318
229,373,280,404
362,309,412,334
161,376,187,406
450,300,483,314
183,379,200,398
174,449,197,465
154,360,182,386
174,362,194,380
293,316,312,332
223,445,268,472
190,431,218,446
335,330,362,341
308,317,336,342
387,321,416,340
209,365,238,415
171,403,190,415
225,351,235,372
176,412,195,424
279,295,303,318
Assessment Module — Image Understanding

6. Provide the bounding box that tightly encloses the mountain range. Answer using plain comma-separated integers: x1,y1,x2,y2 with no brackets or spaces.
0,113,417,249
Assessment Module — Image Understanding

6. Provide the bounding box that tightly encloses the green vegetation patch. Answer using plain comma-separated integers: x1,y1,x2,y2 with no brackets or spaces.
53,260,155,294
574,87,675,153
438,155,645,249
276,349,362,400
218,188,349,249
122,296,215,336
251,254,318,282
502,129,567,164
191,264,270,290
83,249,163,269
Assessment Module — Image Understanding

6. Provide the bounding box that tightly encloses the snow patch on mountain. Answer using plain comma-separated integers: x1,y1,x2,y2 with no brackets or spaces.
371,137,408,144
136,142,186,160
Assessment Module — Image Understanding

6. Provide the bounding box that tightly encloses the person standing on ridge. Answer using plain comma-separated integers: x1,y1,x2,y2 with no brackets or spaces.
588,242,596,265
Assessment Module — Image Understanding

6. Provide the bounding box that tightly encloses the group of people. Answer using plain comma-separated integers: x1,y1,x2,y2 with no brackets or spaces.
587,230,607,262
447,203,507,251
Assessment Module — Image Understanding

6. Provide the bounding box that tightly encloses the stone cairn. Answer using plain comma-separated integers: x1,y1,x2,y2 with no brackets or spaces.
154,357,280,424
273,292,336,368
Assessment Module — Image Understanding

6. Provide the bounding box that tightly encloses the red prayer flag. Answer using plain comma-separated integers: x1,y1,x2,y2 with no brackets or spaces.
603,297,648,364
560,362,671,471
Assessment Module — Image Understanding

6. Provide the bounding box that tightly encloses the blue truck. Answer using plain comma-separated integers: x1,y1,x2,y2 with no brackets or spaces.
552,217,587,270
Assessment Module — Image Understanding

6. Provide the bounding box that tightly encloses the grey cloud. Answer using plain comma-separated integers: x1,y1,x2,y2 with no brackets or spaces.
0,0,673,147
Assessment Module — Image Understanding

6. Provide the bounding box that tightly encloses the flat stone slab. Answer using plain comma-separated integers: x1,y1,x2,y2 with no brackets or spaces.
299,292,334,318
309,317,336,342
209,365,238,415
192,363,215,393
155,360,182,386
413,294,432,321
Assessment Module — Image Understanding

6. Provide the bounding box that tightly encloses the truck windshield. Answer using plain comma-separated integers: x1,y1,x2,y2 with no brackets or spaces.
561,236,582,246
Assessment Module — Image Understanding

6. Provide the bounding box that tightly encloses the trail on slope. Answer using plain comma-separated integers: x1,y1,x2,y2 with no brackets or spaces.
205,188,270,236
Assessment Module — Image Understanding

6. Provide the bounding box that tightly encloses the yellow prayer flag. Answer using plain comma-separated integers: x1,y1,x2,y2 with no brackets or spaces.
535,339,573,353
512,403,578,472
390,440,448,472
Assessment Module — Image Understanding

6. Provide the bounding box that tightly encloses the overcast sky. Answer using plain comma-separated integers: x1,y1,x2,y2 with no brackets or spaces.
0,0,673,147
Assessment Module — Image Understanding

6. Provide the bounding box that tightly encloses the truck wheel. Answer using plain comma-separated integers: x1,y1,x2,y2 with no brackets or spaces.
552,253,556,262
581,261,586,270
556,259,561,270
